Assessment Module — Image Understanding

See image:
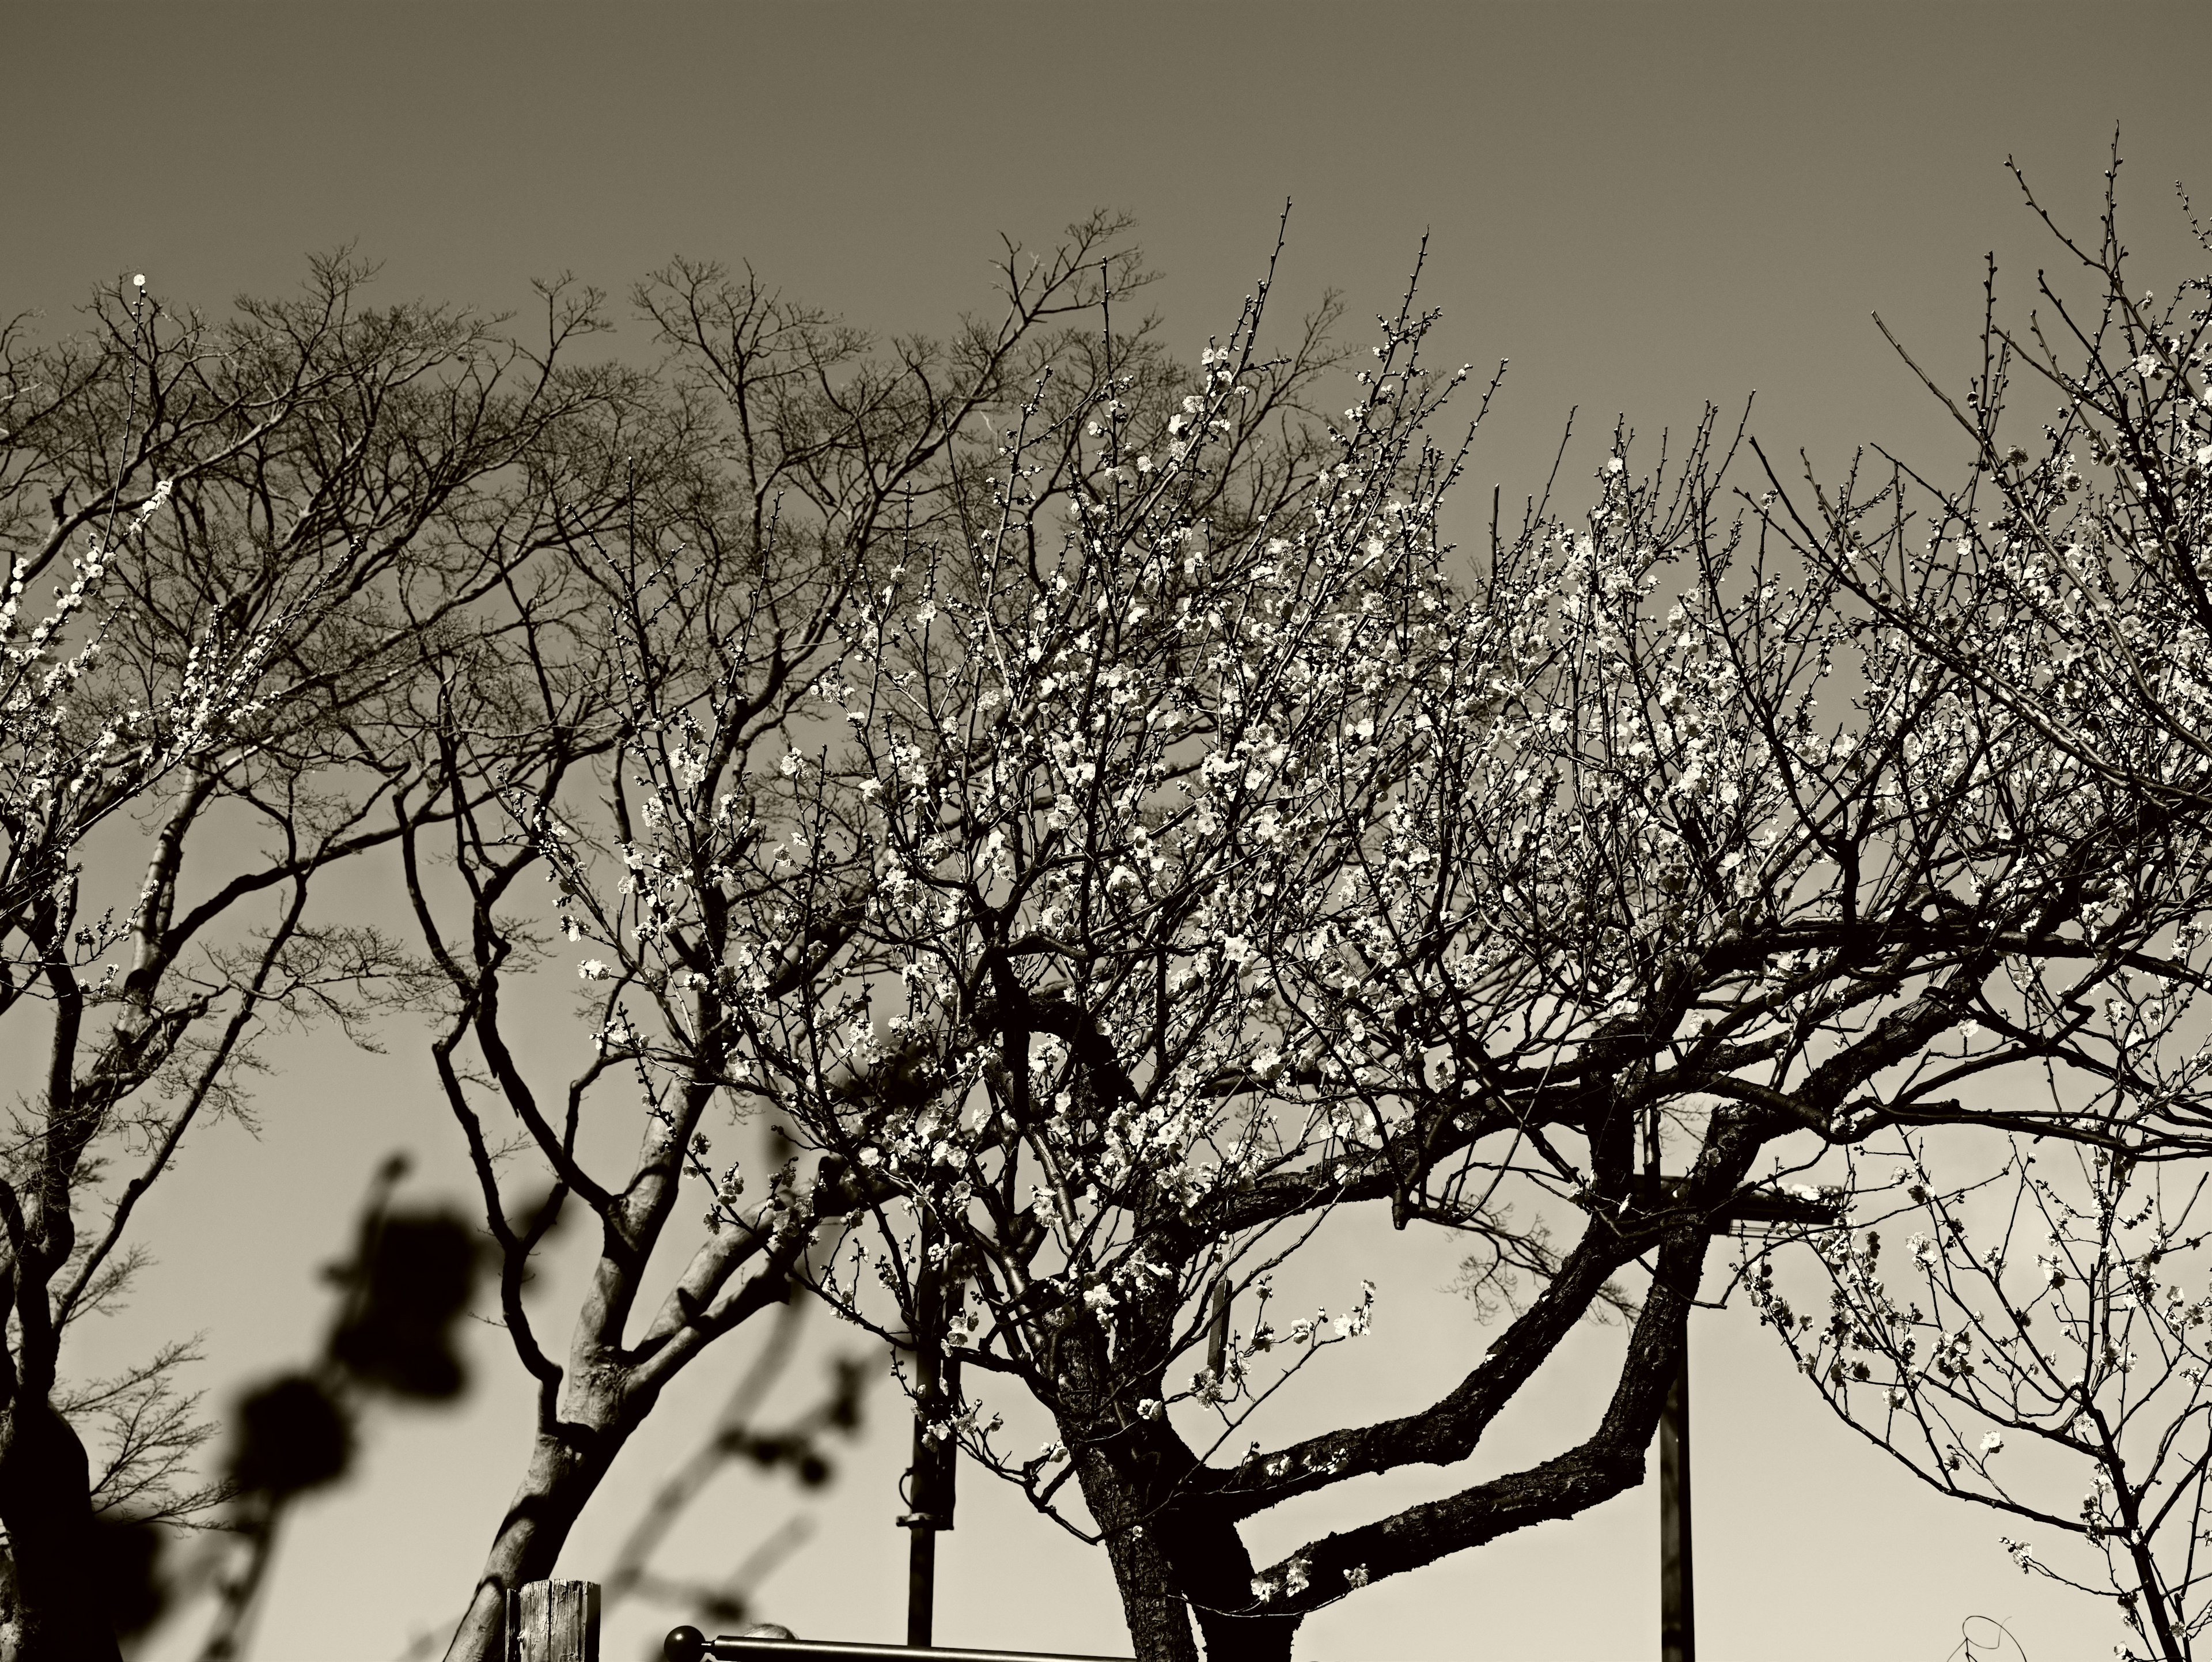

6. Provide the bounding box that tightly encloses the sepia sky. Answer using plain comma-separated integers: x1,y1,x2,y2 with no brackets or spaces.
20,3,2212,1659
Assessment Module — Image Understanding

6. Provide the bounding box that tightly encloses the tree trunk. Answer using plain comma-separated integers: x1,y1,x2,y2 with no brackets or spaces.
442,1423,620,1662
1046,1290,1300,1662
1158,1505,1298,1662
1070,1445,1201,1662
0,1400,122,1662
1073,1430,1315,1662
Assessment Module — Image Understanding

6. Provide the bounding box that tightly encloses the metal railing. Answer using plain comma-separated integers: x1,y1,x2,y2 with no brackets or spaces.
662,1630,1131,1662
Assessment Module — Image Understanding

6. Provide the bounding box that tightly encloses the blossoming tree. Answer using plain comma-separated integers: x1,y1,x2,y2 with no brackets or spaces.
1736,152,2212,1662
1753,1116,2212,1662
743,233,2212,1662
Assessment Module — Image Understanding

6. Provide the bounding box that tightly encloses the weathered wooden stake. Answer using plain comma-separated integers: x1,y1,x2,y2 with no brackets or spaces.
509,1579,601,1662
1658,1349,1694,1662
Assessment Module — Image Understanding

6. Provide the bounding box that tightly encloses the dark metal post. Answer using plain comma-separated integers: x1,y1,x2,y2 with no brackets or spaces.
1659,1344,1693,1662
900,1217,957,1648
665,1636,1131,1661
1644,1182,1835,1662
907,1525,937,1652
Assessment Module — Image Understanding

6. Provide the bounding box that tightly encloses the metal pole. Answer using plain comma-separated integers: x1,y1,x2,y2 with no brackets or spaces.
900,1216,956,1648
665,1636,1130,1662
906,1523,936,1652
1659,1342,1694,1662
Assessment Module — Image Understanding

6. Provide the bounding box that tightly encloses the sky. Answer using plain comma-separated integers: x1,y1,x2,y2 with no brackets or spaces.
18,2,2212,1659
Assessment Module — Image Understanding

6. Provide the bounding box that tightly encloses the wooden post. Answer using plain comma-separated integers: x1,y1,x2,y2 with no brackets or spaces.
1204,1280,1231,1381
509,1580,600,1662
1658,1349,1693,1662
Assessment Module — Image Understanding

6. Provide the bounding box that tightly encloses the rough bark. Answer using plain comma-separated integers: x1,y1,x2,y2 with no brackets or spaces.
1053,1408,1302,1662
1069,1447,1202,1662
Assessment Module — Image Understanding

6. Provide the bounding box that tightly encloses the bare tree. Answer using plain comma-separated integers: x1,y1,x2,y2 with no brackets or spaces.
594,1281,870,1634
387,1237,870,1662
0,256,635,1661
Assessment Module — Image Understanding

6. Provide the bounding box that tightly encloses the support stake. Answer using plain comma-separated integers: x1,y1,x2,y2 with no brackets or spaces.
899,1214,957,1648
1659,1347,1694,1662
509,1580,600,1662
